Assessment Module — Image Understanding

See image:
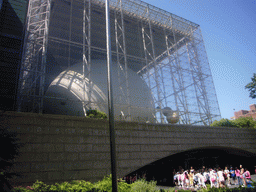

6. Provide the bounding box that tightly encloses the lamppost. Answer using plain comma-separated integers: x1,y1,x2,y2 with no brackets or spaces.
105,0,118,191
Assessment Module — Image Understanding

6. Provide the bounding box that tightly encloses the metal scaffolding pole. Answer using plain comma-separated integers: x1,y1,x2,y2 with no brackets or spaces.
114,0,131,121
83,0,92,114
141,5,164,123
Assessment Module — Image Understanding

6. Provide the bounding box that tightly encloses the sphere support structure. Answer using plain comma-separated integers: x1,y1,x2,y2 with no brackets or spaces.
18,0,221,125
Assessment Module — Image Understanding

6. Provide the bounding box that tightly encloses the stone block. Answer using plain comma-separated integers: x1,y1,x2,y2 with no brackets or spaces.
79,152,110,161
49,119,65,127
84,119,108,129
48,171,64,181
149,137,170,144
117,152,130,160
35,135,53,143
91,129,109,136
63,171,80,180
10,162,31,173
65,144,92,152
93,160,111,169
50,135,66,143
31,162,63,172
14,152,42,163
34,126,50,134
115,136,131,144
29,153,49,162
67,153,79,161
48,127,65,135
116,145,140,152
66,136,80,144
64,162,75,170
49,153,65,161
117,159,142,168
65,128,77,134
19,144,32,152
79,169,107,179
140,144,177,152
11,172,48,183
13,126,34,134
74,161,94,170
79,153,93,161
131,137,150,144
54,144,65,152
63,161,93,170
92,144,110,152
86,136,107,144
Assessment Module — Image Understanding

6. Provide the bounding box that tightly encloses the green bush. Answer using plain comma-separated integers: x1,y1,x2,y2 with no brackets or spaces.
94,174,131,192
86,109,107,119
130,179,158,192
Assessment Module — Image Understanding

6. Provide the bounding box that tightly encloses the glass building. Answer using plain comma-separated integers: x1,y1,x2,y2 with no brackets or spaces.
0,0,28,111
18,0,221,125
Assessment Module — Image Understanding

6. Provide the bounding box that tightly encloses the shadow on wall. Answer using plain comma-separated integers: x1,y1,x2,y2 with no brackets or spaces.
125,146,256,186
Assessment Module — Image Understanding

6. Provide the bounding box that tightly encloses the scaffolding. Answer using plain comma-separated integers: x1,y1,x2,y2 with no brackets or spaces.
18,0,221,125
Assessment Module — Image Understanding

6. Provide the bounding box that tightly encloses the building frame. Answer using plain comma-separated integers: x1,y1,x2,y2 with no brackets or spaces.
18,0,221,125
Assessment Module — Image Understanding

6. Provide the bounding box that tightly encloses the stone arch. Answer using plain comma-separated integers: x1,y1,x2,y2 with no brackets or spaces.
123,146,256,186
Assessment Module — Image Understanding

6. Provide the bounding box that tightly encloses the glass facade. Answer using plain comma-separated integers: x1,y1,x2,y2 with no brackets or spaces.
18,0,221,125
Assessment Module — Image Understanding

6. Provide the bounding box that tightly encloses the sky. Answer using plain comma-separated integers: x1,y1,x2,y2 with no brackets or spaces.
1,0,255,120
145,0,256,119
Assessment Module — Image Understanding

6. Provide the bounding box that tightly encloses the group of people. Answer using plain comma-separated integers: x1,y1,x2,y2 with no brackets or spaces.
173,165,253,189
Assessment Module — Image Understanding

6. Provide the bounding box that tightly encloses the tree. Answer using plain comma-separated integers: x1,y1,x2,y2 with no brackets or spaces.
245,73,256,99
210,117,256,129
210,118,238,128
235,116,256,129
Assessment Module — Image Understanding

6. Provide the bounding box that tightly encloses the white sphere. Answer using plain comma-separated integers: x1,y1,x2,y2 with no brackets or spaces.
44,60,155,122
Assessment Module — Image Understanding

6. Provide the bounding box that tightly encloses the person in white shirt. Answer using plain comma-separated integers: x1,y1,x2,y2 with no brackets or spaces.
224,167,231,186
217,168,225,188
209,169,217,188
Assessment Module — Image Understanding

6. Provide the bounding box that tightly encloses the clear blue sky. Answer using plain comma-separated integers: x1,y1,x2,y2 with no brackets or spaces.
145,0,256,119
1,0,255,119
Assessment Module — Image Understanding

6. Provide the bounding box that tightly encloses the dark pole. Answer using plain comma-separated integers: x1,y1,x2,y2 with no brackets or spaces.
105,0,118,192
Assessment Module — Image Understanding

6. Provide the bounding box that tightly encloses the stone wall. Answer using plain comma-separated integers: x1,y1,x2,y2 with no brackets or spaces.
1,111,256,187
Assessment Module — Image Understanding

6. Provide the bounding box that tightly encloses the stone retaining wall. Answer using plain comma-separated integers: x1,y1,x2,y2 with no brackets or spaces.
1,111,256,187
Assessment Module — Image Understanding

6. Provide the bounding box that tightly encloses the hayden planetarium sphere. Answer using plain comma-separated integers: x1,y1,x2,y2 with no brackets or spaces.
44,60,156,122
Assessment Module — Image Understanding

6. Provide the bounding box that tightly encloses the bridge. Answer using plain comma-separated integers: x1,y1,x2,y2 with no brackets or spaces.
1,111,256,187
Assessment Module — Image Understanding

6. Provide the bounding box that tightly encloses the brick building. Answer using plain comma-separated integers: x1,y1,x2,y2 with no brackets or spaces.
231,104,256,120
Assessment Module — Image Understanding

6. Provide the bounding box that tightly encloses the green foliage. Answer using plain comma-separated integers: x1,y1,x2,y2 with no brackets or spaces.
245,73,256,99
86,109,107,119
210,118,238,128
235,116,256,128
31,180,52,191
130,179,158,192
210,117,256,129
94,174,131,192
10,174,256,192
12,180,95,192
0,118,25,191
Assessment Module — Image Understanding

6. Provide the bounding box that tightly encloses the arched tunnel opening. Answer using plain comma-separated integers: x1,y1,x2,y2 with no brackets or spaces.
124,147,256,186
